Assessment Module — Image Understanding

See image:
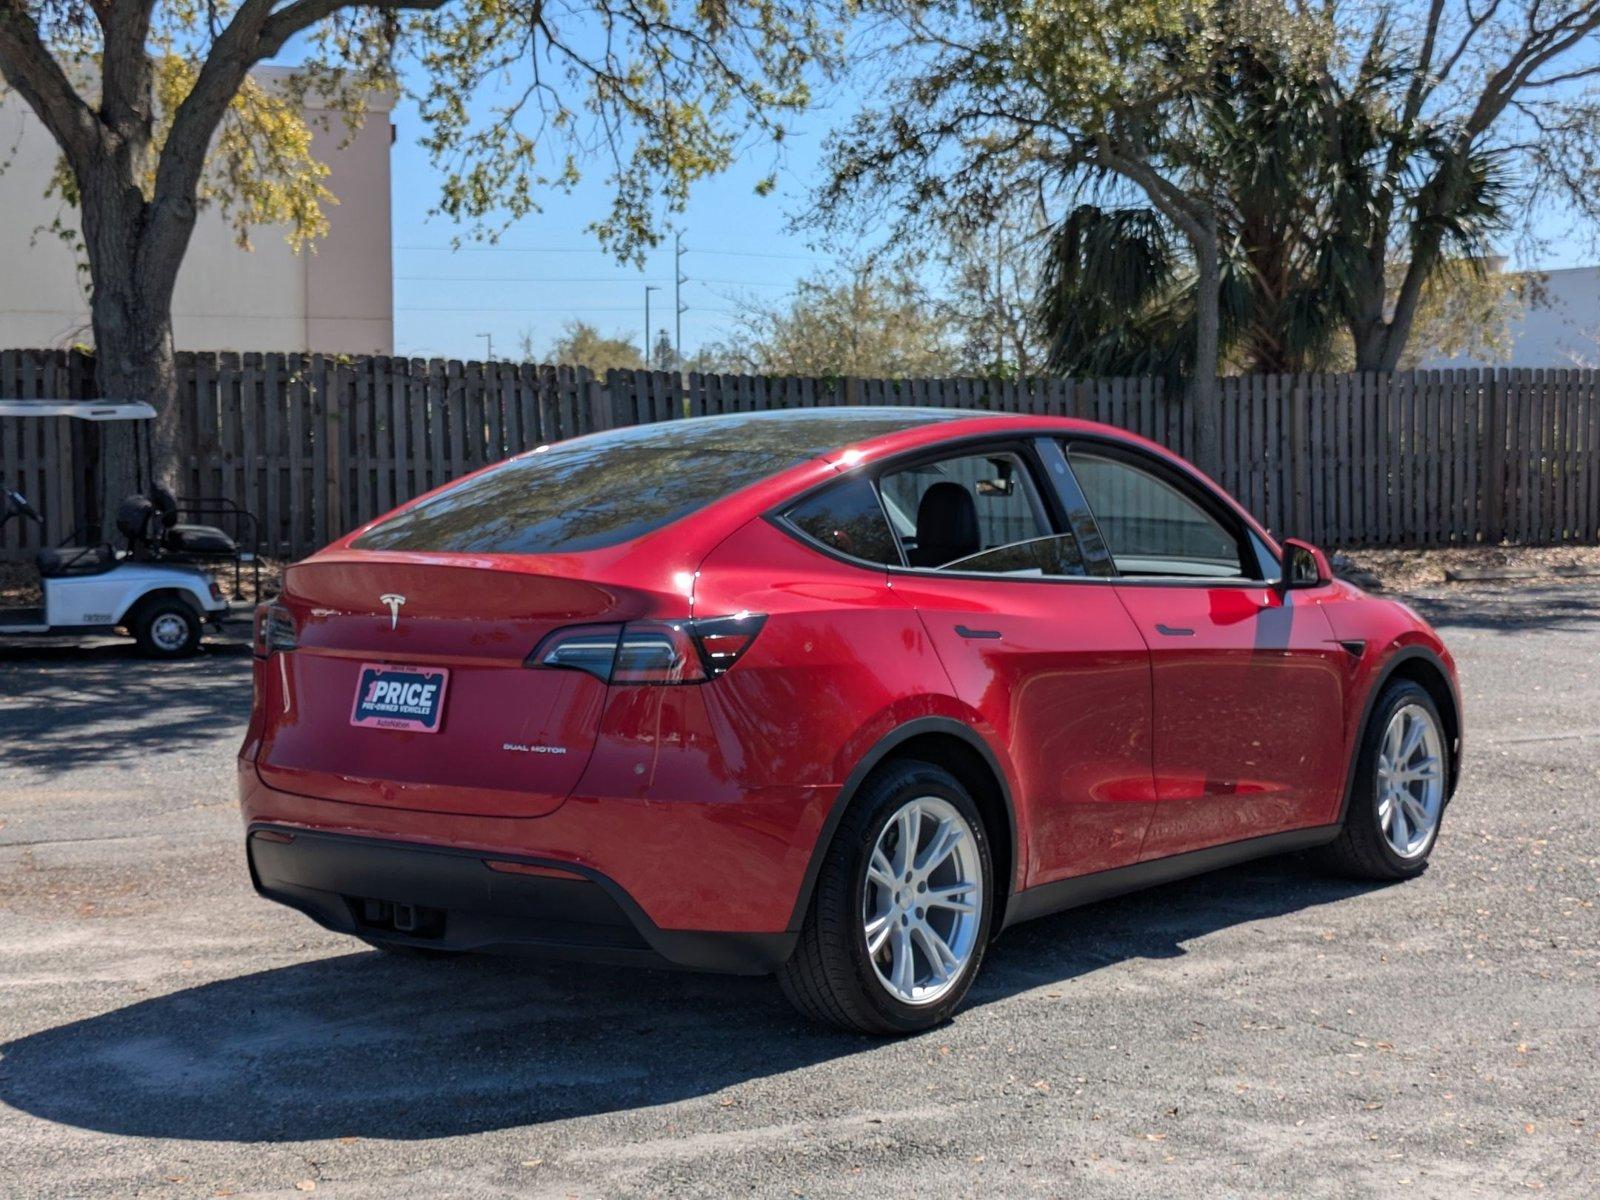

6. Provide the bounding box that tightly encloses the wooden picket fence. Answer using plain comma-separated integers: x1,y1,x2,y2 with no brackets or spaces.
3,347,1599,561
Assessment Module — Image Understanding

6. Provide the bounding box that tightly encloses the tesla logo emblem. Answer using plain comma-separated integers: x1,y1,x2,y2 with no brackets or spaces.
380,593,406,630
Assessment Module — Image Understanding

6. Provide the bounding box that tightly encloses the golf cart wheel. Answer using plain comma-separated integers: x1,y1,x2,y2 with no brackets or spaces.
130,597,201,659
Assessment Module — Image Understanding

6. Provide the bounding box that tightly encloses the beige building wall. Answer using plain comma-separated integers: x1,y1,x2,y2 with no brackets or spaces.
0,67,393,355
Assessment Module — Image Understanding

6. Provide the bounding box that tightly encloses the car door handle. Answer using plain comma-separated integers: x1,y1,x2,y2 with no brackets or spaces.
954,624,1002,640
1154,623,1195,637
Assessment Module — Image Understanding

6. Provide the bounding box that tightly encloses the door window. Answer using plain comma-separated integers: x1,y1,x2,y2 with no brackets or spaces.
880,450,1087,577
1068,448,1250,579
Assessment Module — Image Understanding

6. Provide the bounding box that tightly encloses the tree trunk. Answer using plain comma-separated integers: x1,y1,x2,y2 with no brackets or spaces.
79,161,185,537
92,304,180,497
1187,213,1222,478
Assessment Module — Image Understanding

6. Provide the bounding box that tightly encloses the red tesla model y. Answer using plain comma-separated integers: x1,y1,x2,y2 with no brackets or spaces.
240,408,1460,1033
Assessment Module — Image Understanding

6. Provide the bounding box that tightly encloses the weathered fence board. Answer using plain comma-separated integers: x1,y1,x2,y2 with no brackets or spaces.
5,349,1600,560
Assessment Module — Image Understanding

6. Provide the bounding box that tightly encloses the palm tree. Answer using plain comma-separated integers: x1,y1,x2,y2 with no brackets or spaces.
1040,32,1509,380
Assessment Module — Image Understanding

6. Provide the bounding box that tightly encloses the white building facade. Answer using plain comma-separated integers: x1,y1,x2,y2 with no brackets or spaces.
0,68,394,355
1420,265,1600,370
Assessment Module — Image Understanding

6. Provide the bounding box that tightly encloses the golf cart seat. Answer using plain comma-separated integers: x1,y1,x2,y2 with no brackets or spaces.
143,487,237,558
35,543,116,578
162,522,237,556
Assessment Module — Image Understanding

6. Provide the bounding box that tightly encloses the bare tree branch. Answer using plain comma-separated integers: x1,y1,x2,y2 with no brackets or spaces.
0,1,98,169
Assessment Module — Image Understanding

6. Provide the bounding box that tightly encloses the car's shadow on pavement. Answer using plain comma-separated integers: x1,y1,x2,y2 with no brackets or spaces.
0,857,1375,1143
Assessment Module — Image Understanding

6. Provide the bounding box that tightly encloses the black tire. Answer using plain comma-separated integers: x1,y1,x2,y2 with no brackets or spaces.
129,597,202,659
778,760,994,1035
1319,679,1449,881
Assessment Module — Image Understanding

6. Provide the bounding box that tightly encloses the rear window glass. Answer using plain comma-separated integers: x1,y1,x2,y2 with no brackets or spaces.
783,475,900,565
351,409,968,555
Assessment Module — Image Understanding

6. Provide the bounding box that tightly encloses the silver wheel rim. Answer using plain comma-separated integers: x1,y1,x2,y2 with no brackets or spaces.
151,612,188,652
1377,703,1445,859
862,795,984,1007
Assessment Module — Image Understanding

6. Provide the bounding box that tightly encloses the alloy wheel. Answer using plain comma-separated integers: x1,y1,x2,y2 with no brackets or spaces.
861,795,985,1006
1376,703,1445,858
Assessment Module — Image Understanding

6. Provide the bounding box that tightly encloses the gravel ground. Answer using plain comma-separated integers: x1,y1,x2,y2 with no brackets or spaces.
0,583,1596,1199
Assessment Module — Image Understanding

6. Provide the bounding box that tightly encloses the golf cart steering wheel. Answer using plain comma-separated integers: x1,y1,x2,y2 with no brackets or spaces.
4,488,43,525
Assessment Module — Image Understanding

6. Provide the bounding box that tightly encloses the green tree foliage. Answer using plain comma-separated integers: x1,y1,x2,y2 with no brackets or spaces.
651,328,677,371
818,0,1300,470
1039,3,1586,377
0,0,843,496
695,261,960,376
818,0,1600,467
530,318,643,372
1301,1,1600,371
1040,32,1401,378
936,194,1051,376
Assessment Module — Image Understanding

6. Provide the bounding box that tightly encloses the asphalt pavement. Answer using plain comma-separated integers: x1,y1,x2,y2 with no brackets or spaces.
0,583,1596,1198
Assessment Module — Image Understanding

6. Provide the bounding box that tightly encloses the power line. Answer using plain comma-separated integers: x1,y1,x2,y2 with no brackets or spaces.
396,302,752,316
686,248,834,262
395,243,836,263
396,304,648,313
394,273,790,288
396,274,673,284
695,278,793,288
395,244,613,254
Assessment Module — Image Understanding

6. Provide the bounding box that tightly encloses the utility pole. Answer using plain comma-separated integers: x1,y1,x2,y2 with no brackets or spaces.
645,285,661,365
674,232,688,372
476,332,493,362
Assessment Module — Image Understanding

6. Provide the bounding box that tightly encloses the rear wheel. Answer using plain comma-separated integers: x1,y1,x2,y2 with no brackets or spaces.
779,761,993,1035
1320,680,1449,880
130,598,201,659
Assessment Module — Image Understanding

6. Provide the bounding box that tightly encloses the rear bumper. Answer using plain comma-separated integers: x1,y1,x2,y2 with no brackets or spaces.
240,758,838,938
247,824,797,975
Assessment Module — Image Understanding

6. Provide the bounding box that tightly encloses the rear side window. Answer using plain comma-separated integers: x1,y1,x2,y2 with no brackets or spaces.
353,440,797,554
782,475,899,565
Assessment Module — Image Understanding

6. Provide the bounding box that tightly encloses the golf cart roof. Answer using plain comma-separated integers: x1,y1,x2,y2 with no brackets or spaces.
0,399,156,421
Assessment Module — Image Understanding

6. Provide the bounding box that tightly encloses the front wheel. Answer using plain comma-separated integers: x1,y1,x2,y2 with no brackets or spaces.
1320,679,1450,880
779,761,993,1035
130,598,202,659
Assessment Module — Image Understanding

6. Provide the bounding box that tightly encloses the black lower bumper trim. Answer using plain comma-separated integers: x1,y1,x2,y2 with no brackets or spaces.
246,825,796,975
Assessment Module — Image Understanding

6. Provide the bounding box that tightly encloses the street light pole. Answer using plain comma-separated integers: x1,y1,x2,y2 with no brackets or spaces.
674,232,687,372
645,285,662,367
476,332,493,362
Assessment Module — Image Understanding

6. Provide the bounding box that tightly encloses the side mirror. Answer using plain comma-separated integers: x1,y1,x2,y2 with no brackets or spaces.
1280,538,1331,590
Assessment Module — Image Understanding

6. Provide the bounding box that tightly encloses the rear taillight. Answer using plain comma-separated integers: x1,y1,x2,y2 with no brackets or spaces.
253,602,297,657
530,613,766,684
611,622,705,684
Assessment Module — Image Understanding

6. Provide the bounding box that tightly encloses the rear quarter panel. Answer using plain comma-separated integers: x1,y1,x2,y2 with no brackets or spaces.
629,515,1029,893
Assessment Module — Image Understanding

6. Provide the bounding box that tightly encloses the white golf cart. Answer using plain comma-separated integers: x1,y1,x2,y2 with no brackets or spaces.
0,399,261,658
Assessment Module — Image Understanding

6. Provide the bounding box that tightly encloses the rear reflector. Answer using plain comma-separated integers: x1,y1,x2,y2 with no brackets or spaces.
484,859,588,881
253,829,296,844
530,613,765,684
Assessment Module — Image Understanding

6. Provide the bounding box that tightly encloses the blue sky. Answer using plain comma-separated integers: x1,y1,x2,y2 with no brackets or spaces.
384,65,870,362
